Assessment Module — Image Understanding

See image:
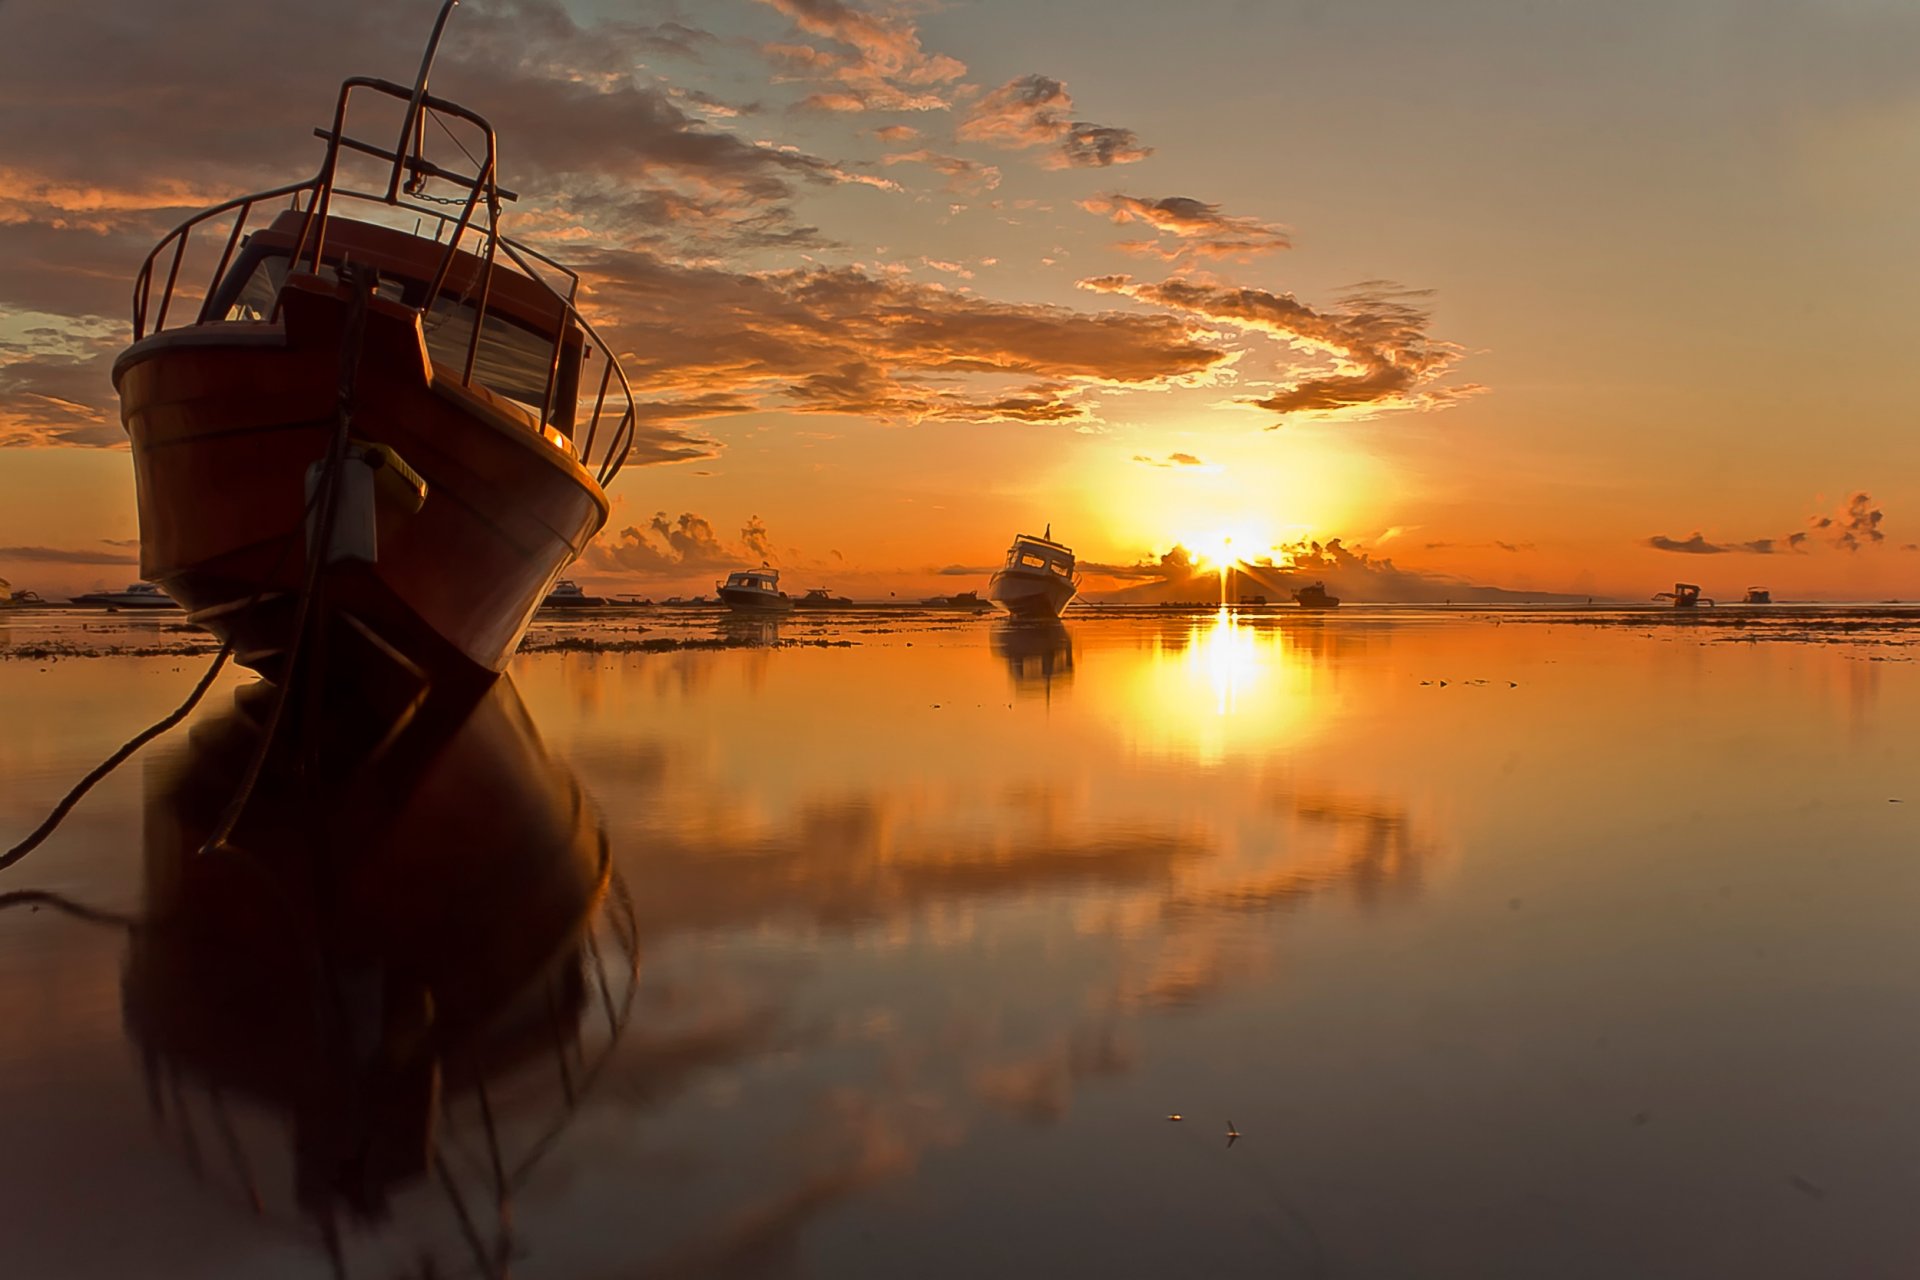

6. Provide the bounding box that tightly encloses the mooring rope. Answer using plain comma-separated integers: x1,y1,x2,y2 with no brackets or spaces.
3,265,375,875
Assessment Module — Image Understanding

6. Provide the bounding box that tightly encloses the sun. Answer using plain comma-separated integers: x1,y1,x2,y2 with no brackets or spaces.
1187,528,1249,570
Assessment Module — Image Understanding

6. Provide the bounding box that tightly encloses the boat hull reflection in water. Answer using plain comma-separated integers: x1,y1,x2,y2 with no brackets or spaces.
124,676,636,1273
992,619,1074,697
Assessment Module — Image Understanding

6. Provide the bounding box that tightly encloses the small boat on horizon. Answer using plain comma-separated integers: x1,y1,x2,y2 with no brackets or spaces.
1293,582,1340,610
717,566,794,614
1743,587,1772,604
988,527,1079,619
920,590,993,610
0,579,47,608
540,579,607,609
792,587,853,610
1655,582,1713,608
70,582,180,610
111,1,637,696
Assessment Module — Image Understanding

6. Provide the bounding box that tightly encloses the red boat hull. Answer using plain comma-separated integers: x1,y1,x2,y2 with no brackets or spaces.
114,275,608,691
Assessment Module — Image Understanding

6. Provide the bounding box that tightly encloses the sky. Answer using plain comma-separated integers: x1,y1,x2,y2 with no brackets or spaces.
2,0,1918,600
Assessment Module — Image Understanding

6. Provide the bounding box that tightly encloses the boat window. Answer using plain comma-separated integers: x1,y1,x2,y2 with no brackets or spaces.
224,253,407,321
1020,552,1047,570
220,250,573,427
421,293,565,421
1051,560,1072,576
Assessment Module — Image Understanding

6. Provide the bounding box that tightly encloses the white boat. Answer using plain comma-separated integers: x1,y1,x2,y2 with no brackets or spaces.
540,579,607,609
987,528,1079,618
70,582,179,609
716,566,793,614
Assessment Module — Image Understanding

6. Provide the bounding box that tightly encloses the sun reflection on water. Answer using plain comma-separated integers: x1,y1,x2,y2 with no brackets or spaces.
1119,606,1316,763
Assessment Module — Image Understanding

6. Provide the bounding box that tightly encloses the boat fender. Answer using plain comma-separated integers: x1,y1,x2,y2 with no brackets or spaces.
351,440,429,514
303,444,428,564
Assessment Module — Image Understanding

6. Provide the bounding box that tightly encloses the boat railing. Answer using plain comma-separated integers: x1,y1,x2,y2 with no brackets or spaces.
128,74,637,488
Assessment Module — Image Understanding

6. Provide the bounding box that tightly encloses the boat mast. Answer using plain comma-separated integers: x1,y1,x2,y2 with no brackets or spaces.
387,0,462,202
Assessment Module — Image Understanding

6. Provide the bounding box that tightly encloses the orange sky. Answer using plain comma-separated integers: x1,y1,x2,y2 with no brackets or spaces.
3,0,1918,600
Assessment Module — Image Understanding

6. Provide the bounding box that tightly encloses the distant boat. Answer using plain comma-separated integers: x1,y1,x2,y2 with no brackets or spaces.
920,590,993,610
792,587,852,610
717,566,793,614
1241,593,1268,606
1293,582,1340,610
1654,582,1713,608
988,528,1079,619
1743,587,1772,605
70,582,179,609
540,579,606,609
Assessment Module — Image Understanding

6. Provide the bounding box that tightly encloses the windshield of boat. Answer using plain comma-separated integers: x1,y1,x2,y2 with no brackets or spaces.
223,250,571,422
1009,542,1073,575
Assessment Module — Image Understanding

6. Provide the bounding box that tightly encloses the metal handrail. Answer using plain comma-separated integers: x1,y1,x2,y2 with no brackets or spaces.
126,77,636,488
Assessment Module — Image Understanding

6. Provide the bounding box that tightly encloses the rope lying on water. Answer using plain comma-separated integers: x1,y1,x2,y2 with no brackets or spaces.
2,266,376,876
0,643,232,873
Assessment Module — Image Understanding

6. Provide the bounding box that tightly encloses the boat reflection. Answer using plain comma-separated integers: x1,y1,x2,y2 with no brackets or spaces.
991,619,1074,698
716,614,783,647
124,677,636,1276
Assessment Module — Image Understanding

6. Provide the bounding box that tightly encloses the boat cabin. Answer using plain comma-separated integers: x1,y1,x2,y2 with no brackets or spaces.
125,67,635,489
211,211,587,436
1002,533,1076,581
721,568,783,596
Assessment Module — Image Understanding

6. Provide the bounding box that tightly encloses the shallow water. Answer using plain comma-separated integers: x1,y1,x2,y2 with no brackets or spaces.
4,607,1920,1278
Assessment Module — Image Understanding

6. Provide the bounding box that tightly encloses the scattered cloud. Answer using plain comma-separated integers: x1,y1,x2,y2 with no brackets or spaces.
584,511,774,578
1813,491,1884,552
755,0,966,113
1081,275,1478,420
1649,492,1888,558
1131,452,1205,468
580,249,1229,434
1080,194,1289,260
958,75,1151,169
882,149,1001,194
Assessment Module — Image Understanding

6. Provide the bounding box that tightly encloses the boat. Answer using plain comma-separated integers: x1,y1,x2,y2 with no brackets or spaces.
1743,587,1772,605
1654,582,1713,608
920,590,993,611
540,578,606,609
987,528,1079,618
1293,582,1340,609
69,582,180,609
717,566,793,613
791,587,853,610
110,0,637,697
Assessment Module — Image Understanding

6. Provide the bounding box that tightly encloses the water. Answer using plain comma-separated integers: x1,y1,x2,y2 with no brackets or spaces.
3,607,1919,1278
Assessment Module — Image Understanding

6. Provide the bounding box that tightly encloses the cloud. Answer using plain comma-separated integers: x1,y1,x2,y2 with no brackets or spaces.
957,75,1152,169
1649,492,1887,558
1090,537,1579,603
0,543,139,565
1818,491,1885,552
583,512,777,578
756,0,966,112
1131,452,1205,468
1081,275,1478,420
579,249,1228,433
1647,532,1732,554
1423,539,1533,552
882,149,1001,194
1081,194,1289,259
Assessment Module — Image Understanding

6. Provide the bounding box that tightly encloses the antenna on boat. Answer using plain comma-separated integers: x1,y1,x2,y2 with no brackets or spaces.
388,0,462,202
1044,523,1051,540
